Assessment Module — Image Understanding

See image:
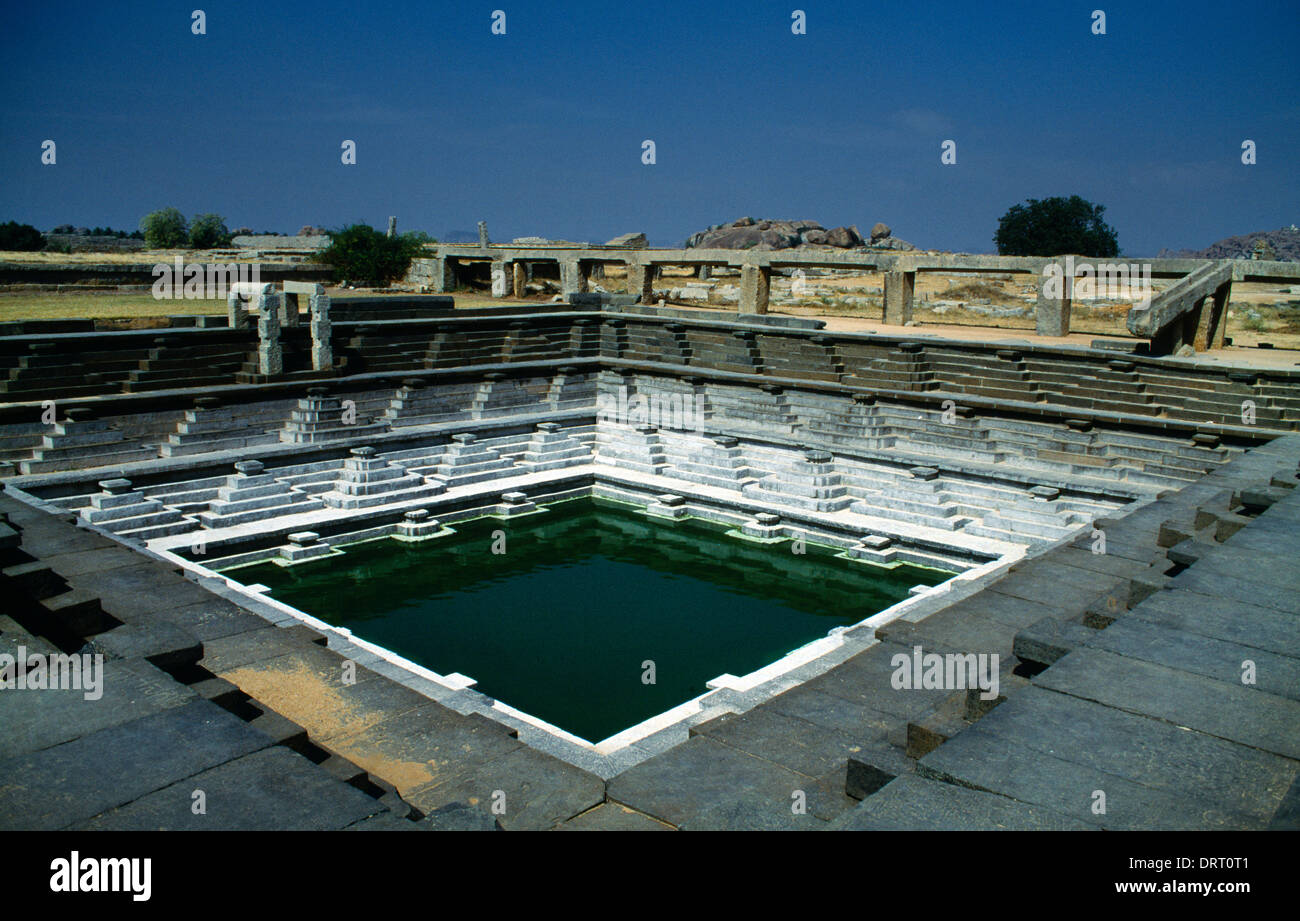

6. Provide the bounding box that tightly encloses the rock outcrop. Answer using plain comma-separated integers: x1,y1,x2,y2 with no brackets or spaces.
1157,226,1300,262
606,232,648,248
684,217,914,251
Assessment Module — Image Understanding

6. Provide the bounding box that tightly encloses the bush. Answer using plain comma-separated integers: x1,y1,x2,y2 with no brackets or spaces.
400,230,436,246
0,221,47,251
139,208,189,248
316,224,426,287
189,213,231,249
994,195,1119,257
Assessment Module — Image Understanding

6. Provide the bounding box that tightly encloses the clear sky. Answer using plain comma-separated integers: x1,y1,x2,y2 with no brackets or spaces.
2,0,1296,254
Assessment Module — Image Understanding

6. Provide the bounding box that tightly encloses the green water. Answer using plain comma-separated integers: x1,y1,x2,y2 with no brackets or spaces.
234,499,950,743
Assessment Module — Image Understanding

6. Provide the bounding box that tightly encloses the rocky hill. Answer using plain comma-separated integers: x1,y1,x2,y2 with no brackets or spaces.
1157,226,1300,261
684,217,915,252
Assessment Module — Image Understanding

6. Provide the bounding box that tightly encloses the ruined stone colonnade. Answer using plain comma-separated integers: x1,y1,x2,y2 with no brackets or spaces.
413,244,1300,354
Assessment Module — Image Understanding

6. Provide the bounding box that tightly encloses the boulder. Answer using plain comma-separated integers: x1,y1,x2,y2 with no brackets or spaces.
606,232,648,248
870,222,891,242
825,226,862,247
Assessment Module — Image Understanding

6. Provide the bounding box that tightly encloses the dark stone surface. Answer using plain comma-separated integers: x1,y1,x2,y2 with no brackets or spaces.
409,745,603,830
1085,616,1300,701
559,802,674,831
0,657,196,760
0,699,270,830
920,728,1252,829
420,801,502,831
80,746,385,830
607,736,823,830
964,686,1296,823
1035,647,1300,760
832,774,1093,831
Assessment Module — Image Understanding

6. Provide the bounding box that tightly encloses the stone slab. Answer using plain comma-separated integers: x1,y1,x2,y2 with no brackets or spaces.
405,744,604,831
80,746,385,830
0,657,197,760
1034,647,1300,761
830,773,1093,830
0,699,270,830
607,735,824,831
559,802,674,831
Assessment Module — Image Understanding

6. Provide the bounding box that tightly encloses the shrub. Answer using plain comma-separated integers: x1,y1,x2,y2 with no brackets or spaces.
0,221,47,251
400,230,436,246
189,213,231,249
139,208,189,248
316,224,426,287
994,195,1119,257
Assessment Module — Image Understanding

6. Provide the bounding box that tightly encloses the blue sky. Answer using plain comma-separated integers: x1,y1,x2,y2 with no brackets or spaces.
1,0,1296,254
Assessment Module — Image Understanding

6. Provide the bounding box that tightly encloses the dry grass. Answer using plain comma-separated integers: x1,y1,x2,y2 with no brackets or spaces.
0,293,228,322
0,288,549,323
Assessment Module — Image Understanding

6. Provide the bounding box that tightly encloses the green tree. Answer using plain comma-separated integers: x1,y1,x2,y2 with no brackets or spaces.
189,213,231,249
316,224,426,287
399,230,437,247
139,208,189,248
994,195,1119,257
0,221,47,251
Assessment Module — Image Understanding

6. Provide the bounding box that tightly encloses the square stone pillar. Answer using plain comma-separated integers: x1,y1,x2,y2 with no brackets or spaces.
256,293,283,376
431,256,456,293
227,292,249,330
739,264,770,314
1036,269,1072,337
1201,280,1232,350
512,261,527,298
309,294,332,371
627,262,655,303
560,259,588,298
883,270,915,325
